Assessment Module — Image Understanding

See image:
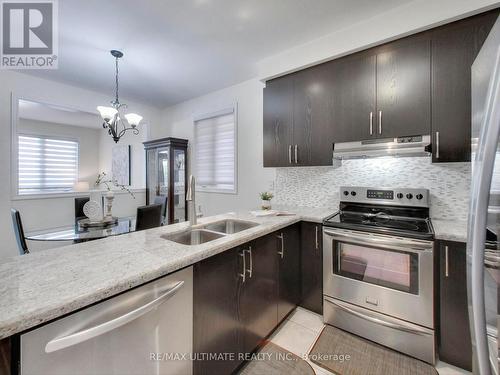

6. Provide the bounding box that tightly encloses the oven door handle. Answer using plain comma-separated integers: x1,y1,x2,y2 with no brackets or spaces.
323,228,433,252
325,297,432,336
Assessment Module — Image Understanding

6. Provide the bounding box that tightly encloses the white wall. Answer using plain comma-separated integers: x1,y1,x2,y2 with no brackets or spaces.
258,0,500,80
155,79,275,217
1,70,161,258
18,118,101,186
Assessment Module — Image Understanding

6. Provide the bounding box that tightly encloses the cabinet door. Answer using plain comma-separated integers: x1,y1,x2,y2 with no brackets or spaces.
439,241,472,371
292,63,334,166
193,248,243,375
300,222,323,315
263,76,294,167
331,51,377,142
146,148,158,204
239,237,278,355
376,35,431,138
431,11,498,163
277,224,301,322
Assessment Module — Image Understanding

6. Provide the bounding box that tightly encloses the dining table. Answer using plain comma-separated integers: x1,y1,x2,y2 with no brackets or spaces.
25,217,136,243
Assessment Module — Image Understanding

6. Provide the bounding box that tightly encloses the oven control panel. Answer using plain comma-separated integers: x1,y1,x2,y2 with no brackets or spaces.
340,186,429,207
366,189,393,200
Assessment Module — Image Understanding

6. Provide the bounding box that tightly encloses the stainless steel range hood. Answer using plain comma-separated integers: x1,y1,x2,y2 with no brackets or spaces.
332,135,431,160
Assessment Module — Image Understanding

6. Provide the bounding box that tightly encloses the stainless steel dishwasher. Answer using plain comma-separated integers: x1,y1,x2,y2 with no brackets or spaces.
20,266,193,375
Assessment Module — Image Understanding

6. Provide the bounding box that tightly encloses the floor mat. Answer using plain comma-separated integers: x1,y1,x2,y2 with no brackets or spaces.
237,341,315,375
309,325,438,375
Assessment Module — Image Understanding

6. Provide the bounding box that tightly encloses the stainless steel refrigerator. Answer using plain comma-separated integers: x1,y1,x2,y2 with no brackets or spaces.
468,13,500,375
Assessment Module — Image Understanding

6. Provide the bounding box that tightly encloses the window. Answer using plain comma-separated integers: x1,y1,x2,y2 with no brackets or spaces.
18,135,79,195
194,108,236,193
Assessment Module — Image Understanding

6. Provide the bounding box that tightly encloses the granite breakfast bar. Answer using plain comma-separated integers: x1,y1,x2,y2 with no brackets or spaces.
0,208,332,341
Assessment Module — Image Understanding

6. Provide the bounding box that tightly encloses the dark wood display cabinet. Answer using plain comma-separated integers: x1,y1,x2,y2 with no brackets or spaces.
193,224,301,375
143,137,188,224
263,9,499,166
438,240,472,371
300,222,323,315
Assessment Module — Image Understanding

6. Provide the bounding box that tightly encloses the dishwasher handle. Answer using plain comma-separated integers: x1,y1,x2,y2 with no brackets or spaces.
45,280,185,353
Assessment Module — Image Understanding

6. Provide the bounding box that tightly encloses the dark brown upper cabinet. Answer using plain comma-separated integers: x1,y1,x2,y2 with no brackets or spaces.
263,76,294,167
264,66,335,167
263,9,499,166
330,51,377,142
431,10,498,163
292,63,335,165
375,35,431,138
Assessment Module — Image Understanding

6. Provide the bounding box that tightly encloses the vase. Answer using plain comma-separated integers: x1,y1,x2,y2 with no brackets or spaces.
104,190,115,219
261,199,271,210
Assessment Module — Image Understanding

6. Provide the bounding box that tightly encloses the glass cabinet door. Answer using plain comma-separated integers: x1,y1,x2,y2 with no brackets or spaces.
173,148,186,223
146,149,158,204
157,147,170,215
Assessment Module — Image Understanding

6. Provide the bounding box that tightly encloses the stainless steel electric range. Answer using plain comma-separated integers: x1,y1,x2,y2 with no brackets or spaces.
322,186,435,364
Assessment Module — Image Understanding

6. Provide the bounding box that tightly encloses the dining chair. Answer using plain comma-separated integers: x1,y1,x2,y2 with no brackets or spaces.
153,195,168,225
74,197,90,220
135,204,163,231
11,209,29,255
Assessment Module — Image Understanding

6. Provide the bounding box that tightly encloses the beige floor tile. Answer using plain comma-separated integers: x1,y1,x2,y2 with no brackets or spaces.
288,307,325,333
435,361,471,375
270,319,318,357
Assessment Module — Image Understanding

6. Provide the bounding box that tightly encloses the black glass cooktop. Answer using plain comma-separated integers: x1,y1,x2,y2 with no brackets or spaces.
323,203,434,240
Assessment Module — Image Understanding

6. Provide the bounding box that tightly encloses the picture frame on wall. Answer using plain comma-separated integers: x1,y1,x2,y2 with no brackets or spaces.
112,145,131,186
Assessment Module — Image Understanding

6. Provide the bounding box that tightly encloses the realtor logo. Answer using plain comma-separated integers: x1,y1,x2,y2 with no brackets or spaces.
1,0,58,69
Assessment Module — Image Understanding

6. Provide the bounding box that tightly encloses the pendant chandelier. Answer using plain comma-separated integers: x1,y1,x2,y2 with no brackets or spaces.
97,50,142,143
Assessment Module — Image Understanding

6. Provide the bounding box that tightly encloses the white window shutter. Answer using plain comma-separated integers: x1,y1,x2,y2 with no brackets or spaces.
18,135,79,194
194,110,236,193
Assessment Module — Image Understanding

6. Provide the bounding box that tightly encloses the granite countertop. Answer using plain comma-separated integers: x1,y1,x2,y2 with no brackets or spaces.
0,207,333,340
432,219,468,243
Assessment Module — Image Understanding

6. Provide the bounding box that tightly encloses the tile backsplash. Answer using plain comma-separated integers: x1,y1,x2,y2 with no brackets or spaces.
274,157,471,220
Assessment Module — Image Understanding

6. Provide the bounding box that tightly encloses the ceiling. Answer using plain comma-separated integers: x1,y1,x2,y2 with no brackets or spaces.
19,99,101,129
24,0,413,108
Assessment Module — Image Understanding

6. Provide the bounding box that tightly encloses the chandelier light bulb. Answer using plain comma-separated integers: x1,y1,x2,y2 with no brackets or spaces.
124,113,143,127
97,106,118,122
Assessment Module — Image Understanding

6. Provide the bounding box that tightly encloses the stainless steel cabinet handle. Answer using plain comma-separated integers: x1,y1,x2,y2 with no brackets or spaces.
294,145,298,164
435,132,440,159
445,245,449,277
244,246,253,278
45,281,185,353
239,251,246,283
369,112,373,135
277,233,284,259
288,145,292,164
378,110,382,134
315,226,319,250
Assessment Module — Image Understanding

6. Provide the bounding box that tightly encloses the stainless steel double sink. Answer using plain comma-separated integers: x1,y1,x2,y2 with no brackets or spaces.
161,219,259,245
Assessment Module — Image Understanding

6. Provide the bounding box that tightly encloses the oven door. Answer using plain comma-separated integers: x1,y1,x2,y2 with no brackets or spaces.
323,227,434,328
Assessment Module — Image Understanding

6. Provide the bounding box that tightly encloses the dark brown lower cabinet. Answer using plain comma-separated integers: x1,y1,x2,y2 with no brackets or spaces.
193,247,242,375
193,225,300,375
239,235,278,355
0,337,12,375
438,240,472,371
277,224,301,323
300,222,323,315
